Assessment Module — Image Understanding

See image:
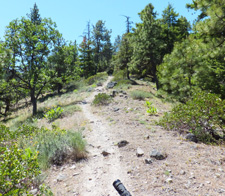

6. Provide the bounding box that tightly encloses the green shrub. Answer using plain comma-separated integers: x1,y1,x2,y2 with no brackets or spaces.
146,101,158,115
130,90,152,100
158,90,225,144
44,106,63,122
0,125,13,143
19,126,86,170
92,93,112,105
0,125,54,195
0,145,40,195
85,72,108,85
0,124,38,146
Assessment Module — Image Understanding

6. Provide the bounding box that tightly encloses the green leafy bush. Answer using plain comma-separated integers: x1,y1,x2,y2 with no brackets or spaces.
0,124,38,146
159,90,225,143
0,125,54,195
146,101,158,115
0,146,40,195
44,106,63,122
0,125,14,143
92,93,112,105
130,90,152,100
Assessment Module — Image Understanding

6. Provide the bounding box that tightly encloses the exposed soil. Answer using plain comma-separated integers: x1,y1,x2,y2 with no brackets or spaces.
46,77,225,196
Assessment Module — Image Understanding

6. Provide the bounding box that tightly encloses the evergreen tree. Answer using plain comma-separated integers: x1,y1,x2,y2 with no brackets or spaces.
187,0,225,97
113,35,121,54
79,35,94,78
129,3,162,88
158,0,225,100
92,20,112,73
114,33,133,79
158,36,206,101
160,4,190,57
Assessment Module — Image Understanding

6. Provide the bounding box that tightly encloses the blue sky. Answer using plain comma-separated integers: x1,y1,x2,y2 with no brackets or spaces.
0,0,197,44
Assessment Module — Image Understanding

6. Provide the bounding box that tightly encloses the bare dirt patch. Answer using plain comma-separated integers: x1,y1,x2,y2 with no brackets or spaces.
46,77,225,196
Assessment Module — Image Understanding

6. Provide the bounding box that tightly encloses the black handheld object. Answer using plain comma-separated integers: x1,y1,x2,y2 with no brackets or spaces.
113,179,132,196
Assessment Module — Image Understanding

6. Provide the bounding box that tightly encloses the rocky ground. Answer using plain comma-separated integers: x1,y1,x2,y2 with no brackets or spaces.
45,77,225,196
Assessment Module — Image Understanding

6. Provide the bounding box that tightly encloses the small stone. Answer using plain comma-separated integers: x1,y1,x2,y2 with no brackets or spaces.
167,169,172,173
57,174,67,182
185,133,198,143
70,165,76,169
218,189,225,193
73,173,79,176
107,81,117,89
136,148,144,157
113,107,120,112
145,158,153,164
102,150,110,157
144,135,150,139
117,140,129,148
97,82,102,86
127,170,132,174
189,175,196,179
165,178,173,183
215,173,221,178
206,181,211,184
199,183,204,188
180,170,186,175
150,149,167,160
82,101,87,104
111,90,118,97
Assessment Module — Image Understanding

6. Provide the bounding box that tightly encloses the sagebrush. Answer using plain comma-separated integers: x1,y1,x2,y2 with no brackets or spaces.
92,93,112,105
130,90,152,100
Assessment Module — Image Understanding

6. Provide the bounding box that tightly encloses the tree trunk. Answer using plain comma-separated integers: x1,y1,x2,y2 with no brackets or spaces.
4,99,10,116
152,64,159,90
127,64,130,80
154,73,159,90
31,89,37,116
57,83,62,94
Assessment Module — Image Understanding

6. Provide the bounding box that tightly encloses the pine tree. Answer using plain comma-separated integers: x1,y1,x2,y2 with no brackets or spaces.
160,4,190,56
92,20,112,74
129,3,162,88
79,35,94,78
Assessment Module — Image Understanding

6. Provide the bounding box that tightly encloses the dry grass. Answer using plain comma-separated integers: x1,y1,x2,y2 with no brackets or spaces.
3,88,90,130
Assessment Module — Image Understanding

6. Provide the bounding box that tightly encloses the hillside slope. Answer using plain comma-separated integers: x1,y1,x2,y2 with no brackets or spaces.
46,77,225,196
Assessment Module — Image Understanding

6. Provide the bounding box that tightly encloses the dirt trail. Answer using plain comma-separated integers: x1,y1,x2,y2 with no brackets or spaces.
78,76,131,196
